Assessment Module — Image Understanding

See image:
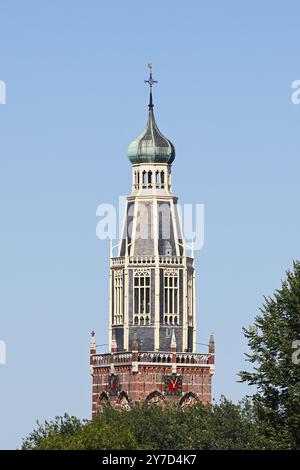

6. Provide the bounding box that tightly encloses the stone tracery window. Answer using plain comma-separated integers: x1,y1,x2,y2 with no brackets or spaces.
133,269,151,325
187,274,193,326
164,268,179,325
113,269,123,325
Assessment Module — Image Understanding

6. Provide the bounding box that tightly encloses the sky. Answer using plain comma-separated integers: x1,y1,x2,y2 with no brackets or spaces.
1,0,300,449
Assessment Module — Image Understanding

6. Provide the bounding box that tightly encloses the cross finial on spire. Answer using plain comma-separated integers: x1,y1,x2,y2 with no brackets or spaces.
144,63,158,108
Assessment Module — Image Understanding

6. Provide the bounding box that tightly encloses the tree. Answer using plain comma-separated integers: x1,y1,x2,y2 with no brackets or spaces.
239,260,300,449
22,413,138,450
21,399,287,450
22,414,83,450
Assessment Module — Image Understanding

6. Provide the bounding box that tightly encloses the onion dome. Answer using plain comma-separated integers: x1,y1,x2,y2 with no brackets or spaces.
128,67,175,165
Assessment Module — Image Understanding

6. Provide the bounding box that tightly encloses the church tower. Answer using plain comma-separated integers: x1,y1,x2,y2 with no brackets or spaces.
90,67,215,412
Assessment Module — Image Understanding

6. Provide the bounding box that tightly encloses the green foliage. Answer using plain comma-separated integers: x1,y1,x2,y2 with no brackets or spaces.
240,260,300,449
22,413,138,450
22,414,83,450
21,398,288,450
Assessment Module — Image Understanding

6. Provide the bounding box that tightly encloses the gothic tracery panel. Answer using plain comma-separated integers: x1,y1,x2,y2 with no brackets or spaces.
180,392,199,408
133,269,151,326
118,392,131,411
146,391,165,407
96,392,110,413
113,269,124,325
163,268,179,325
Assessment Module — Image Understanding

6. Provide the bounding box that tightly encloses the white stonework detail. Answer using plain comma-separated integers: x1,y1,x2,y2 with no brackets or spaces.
114,269,123,279
133,269,151,326
113,269,124,325
133,268,151,277
163,269,179,326
164,268,179,276
132,163,172,196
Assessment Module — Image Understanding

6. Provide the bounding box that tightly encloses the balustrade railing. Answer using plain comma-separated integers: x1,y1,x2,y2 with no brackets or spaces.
159,256,183,265
92,351,210,366
129,256,156,265
110,256,187,267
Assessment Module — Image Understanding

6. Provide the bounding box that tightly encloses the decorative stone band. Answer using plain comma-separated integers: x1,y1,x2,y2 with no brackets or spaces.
111,255,194,267
91,351,213,367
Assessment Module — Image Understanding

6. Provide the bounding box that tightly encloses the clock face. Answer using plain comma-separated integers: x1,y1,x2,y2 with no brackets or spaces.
164,374,182,396
108,374,119,396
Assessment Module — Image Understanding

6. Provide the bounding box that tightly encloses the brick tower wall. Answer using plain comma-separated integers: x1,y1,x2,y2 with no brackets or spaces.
91,351,214,415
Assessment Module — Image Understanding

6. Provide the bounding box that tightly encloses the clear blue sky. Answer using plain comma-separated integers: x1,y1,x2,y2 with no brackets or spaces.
1,0,300,449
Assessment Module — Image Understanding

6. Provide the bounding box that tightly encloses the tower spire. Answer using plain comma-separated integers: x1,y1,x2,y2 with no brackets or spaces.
128,66,175,165
144,63,158,109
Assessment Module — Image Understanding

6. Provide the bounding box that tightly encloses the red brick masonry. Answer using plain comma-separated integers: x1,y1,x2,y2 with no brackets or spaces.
91,348,215,415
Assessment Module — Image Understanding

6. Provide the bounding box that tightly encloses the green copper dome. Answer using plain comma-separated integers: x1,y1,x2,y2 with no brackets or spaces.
128,98,175,165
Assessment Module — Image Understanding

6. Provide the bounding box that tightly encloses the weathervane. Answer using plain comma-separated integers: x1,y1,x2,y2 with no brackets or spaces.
144,63,158,108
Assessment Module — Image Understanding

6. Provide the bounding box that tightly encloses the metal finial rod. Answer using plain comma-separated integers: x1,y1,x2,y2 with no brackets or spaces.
144,63,158,108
